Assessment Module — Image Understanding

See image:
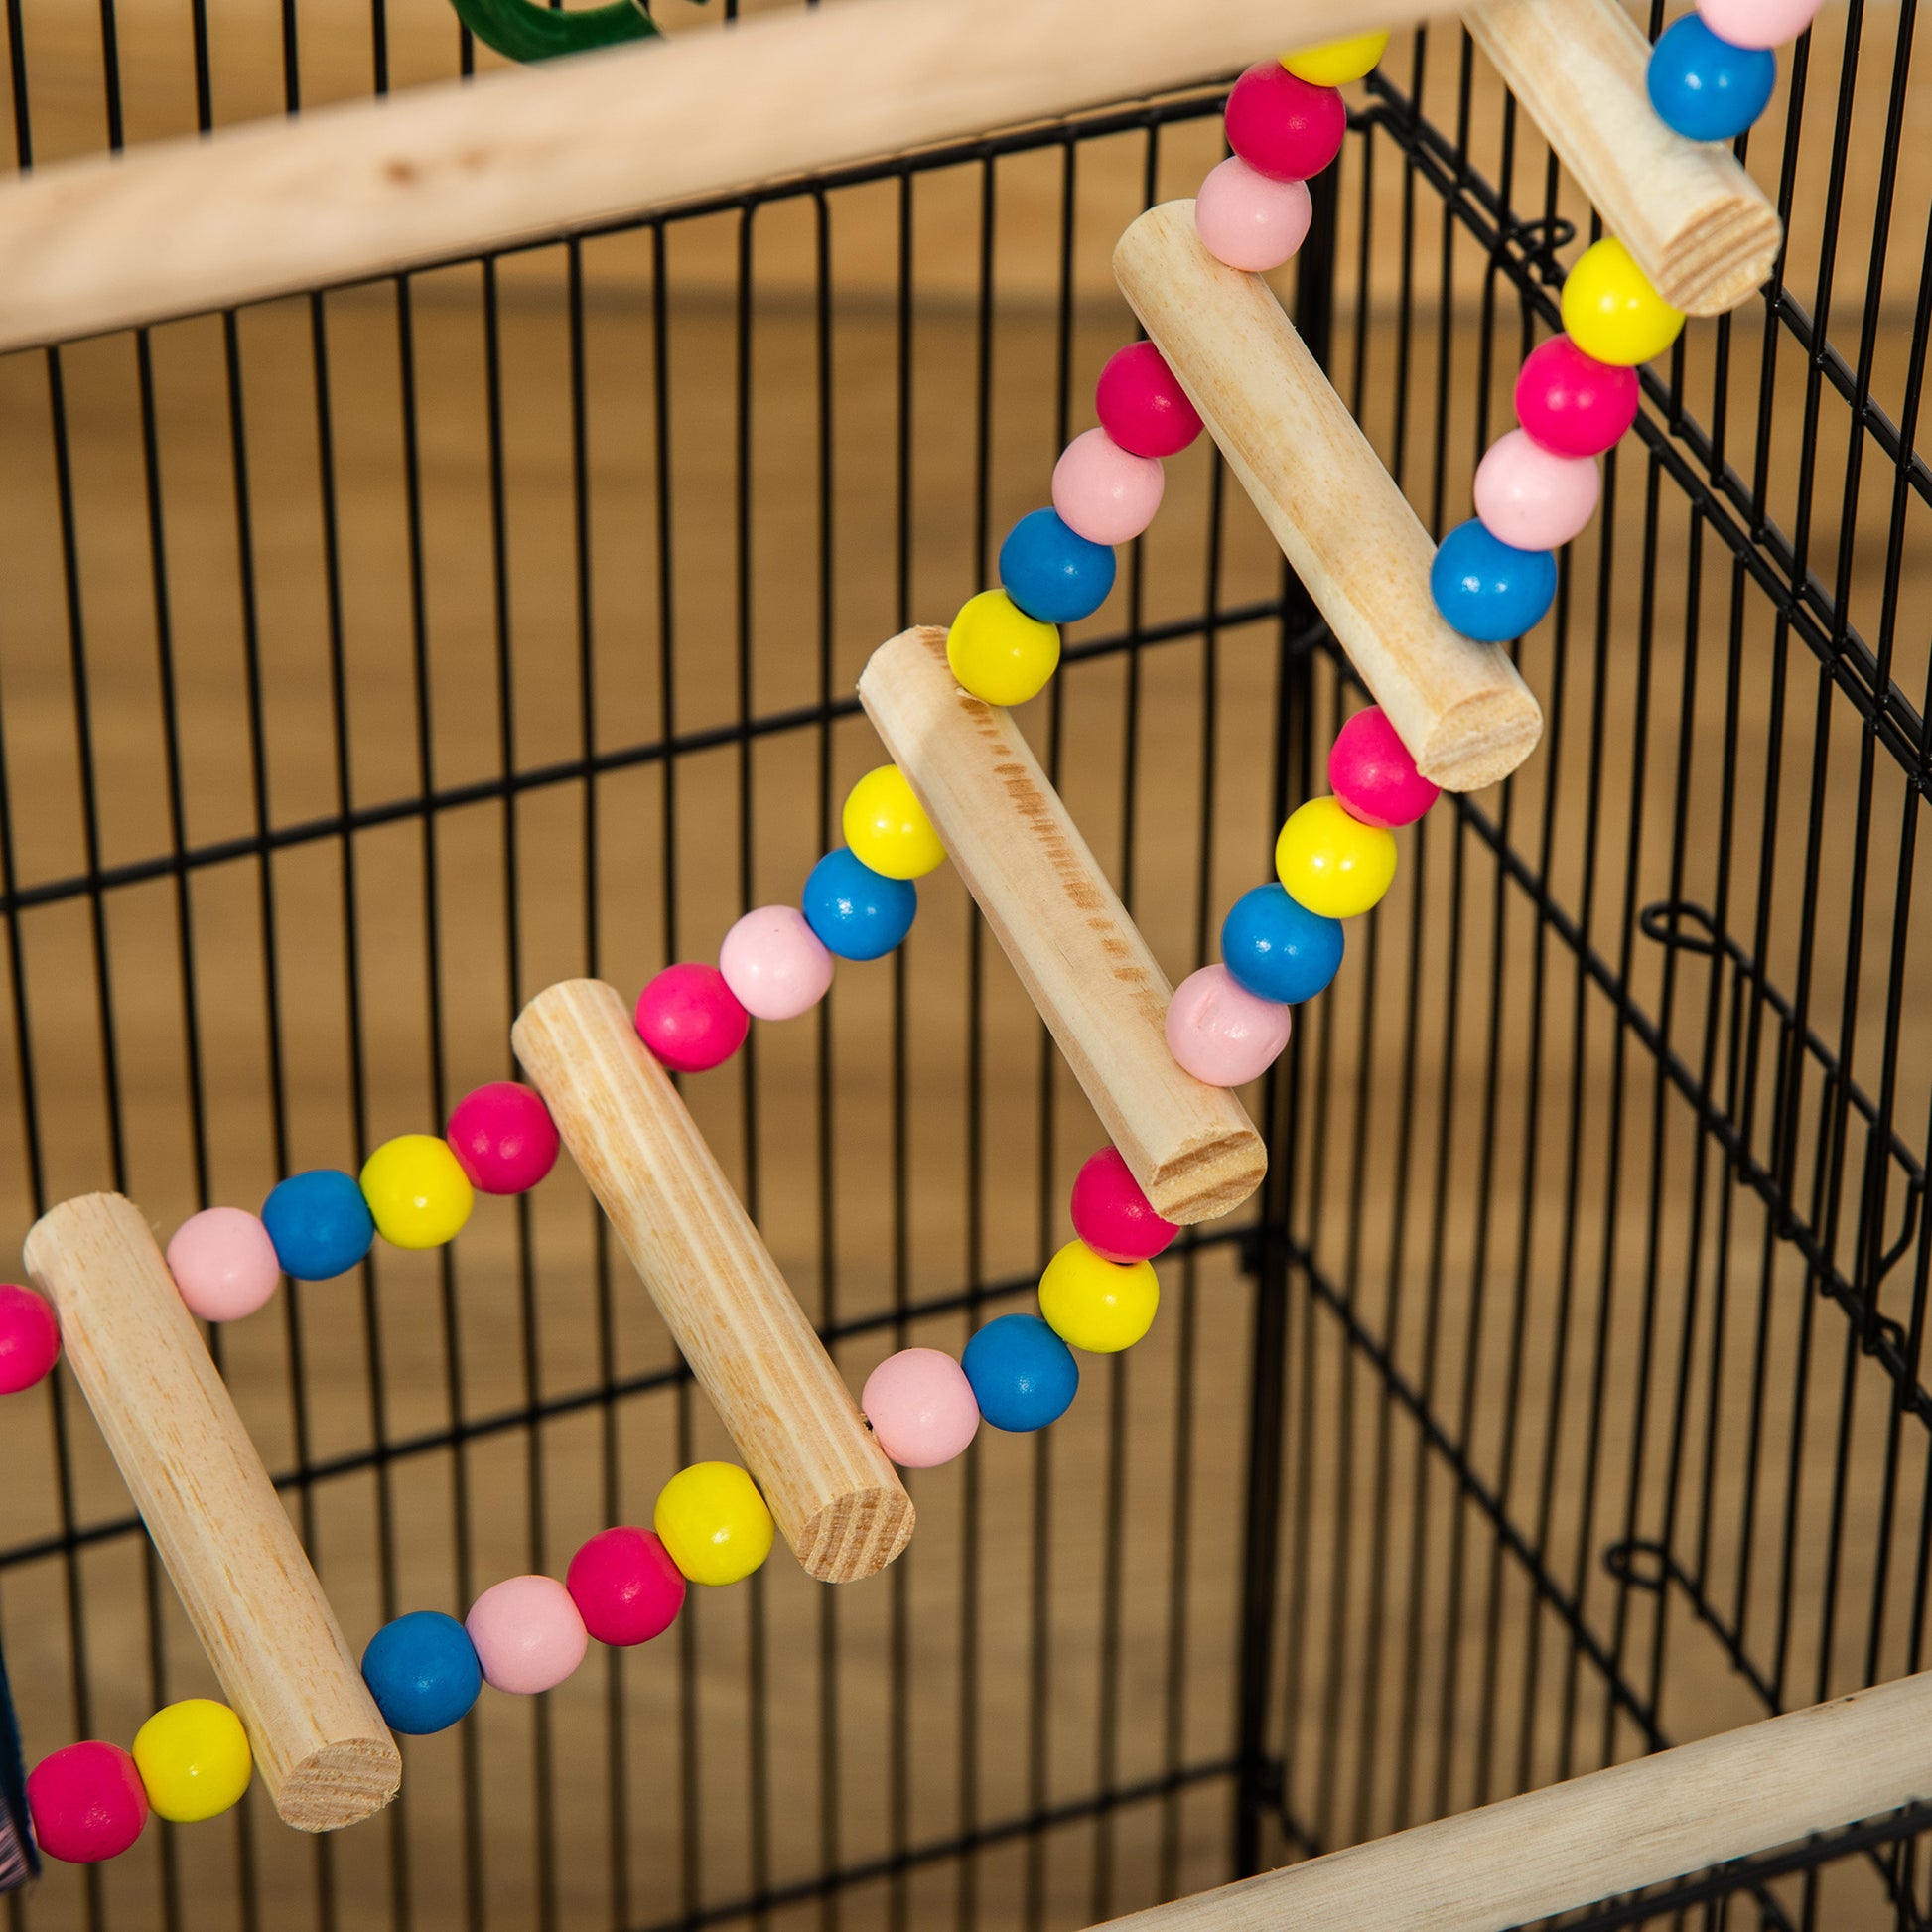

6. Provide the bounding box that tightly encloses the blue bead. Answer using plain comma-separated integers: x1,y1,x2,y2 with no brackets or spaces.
998,508,1118,624
962,1313,1078,1432
1647,16,1776,143
261,1170,376,1281
361,1611,483,1735
1221,884,1345,1005
801,849,917,962
1430,519,1559,643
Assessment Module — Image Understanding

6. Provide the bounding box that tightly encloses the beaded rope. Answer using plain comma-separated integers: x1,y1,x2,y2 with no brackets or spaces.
0,1,1824,1867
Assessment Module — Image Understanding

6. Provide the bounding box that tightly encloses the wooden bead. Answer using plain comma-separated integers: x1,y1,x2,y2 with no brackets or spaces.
360,1135,475,1250
566,1527,686,1646
446,1081,560,1194
1038,1240,1160,1353
131,1701,252,1823
0,1282,60,1394
654,1463,775,1586
466,1577,588,1694
360,1612,483,1734
1275,798,1398,919
26,1743,147,1863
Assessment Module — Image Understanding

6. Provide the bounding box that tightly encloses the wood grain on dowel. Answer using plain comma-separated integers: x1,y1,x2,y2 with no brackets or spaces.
0,0,1510,354
1463,0,1782,317
511,979,911,1584
1115,203,1542,794
858,627,1266,1225
22,1194,400,1833
1086,1670,1932,1932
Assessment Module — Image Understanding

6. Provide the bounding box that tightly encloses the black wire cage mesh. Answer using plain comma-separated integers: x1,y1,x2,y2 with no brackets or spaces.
0,2,1929,1930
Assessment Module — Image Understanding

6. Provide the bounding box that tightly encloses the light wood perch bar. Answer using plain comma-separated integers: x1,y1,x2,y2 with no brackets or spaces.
512,979,912,1584
858,627,1267,1225
1463,0,1783,317
1115,203,1542,794
22,1194,400,1833
1080,1668,1932,1932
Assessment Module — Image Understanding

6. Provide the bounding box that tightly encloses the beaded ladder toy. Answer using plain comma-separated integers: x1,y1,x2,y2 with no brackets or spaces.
0,0,1825,1889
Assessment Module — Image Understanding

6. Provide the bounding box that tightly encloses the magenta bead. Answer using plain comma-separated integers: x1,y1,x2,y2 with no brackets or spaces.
1194,158,1314,273
1095,342,1203,460
1473,429,1602,552
466,1575,588,1694
1328,707,1440,830
719,904,836,1022
1166,965,1293,1087
635,963,750,1073
1515,336,1640,459
1069,1147,1177,1265
1223,61,1347,182
566,1526,686,1647
1052,429,1164,546
1696,0,1821,48
0,1282,60,1395
27,1741,149,1863
166,1208,282,1322
861,1348,981,1468
447,1080,560,1195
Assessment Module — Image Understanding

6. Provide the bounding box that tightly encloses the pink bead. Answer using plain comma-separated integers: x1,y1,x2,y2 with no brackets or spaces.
466,1575,588,1694
861,1348,981,1468
448,1081,560,1195
635,963,749,1073
1473,429,1602,552
1515,336,1640,458
1095,342,1203,460
27,1741,149,1863
1223,62,1347,182
165,1208,282,1323
0,1282,60,1395
1696,0,1821,49
1166,965,1293,1087
1194,158,1314,273
566,1526,686,1647
719,905,835,1022
1051,429,1165,546
1069,1147,1177,1264
1328,707,1440,830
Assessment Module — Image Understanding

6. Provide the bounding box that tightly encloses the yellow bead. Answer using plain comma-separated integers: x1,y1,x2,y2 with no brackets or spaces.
1559,238,1685,367
653,1462,774,1586
1038,1240,1159,1354
842,765,946,881
1275,798,1398,919
132,1699,252,1824
1281,30,1390,85
946,589,1060,707
360,1134,474,1249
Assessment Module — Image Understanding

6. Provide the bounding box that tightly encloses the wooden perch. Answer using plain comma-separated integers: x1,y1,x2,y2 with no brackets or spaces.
511,979,912,1584
1115,202,1543,794
1463,0,1783,317
22,1194,399,1833
858,627,1267,1225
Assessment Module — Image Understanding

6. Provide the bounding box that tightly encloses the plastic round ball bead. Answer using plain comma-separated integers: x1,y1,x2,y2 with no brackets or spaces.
1515,336,1641,458
1328,707,1440,830
635,963,750,1072
1166,964,1293,1087
566,1527,686,1646
1220,883,1346,1006
1281,31,1389,85
999,508,1117,624
0,1282,60,1395
361,1610,483,1734
801,850,918,962
261,1170,376,1282
1276,799,1400,920
861,1347,981,1467
842,765,946,881
131,1700,252,1823
1223,61,1346,182
1068,1147,1177,1265
361,1134,476,1250
946,587,1061,706
720,905,836,1022
1094,343,1202,459
1052,429,1165,547
961,1313,1078,1433
1561,239,1686,367
1431,518,1560,644
1696,0,1822,49
1038,1240,1160,1354
1647,15,1776,142
1194,158,1314,273
1472,429,1602,552
27,1741,149,1863
466,1576,588,1695
654,1463,775,1586
447,1081,559,1195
